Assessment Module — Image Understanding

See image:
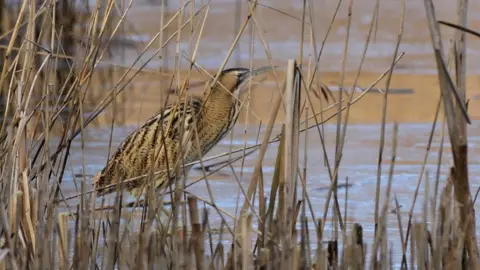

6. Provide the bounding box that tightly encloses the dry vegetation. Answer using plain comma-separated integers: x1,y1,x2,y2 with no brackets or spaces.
0,0,477,269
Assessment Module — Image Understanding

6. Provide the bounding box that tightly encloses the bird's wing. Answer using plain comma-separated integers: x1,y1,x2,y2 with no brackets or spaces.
169,98,203,174
93,97,203,193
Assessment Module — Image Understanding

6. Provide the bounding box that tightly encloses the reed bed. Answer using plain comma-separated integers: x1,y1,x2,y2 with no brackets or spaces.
0,0,477,269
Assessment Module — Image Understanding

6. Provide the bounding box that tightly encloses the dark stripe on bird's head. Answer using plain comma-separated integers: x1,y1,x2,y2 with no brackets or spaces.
221,66,277,89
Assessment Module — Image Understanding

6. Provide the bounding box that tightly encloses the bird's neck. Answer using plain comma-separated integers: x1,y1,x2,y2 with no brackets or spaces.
200,87,237,122
194,86,242,155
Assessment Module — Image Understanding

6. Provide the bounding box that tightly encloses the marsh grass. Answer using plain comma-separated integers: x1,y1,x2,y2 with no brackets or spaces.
0,0,477,269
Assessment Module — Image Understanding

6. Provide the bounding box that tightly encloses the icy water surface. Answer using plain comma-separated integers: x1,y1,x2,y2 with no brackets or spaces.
57,120,480,266
44,0,480,265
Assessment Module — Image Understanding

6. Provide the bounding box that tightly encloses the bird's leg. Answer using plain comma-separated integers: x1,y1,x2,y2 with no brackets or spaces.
148,165,193,224
182,165,193,186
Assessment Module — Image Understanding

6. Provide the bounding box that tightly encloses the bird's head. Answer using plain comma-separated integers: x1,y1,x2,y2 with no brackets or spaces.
211,66,274,99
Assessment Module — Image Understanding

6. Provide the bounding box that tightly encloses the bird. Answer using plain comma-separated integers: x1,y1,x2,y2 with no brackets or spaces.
92,66,274,198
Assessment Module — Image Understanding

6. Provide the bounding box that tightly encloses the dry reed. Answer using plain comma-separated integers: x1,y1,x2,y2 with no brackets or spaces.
0,0,477,269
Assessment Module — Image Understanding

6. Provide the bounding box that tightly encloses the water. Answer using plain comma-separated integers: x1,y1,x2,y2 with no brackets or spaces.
60,120,480,266
111,0,480,74
47,0,480,266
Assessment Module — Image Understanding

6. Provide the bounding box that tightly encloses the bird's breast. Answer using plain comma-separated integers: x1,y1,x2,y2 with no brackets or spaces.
197,103,240,155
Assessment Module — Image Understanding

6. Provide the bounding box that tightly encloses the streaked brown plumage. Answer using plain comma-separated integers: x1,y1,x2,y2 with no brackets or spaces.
93,67,272,197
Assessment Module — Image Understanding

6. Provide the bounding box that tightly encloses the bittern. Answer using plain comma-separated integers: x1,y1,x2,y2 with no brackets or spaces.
93,66,273,198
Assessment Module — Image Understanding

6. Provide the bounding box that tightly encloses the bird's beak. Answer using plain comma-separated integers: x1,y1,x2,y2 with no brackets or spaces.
240,66,278,80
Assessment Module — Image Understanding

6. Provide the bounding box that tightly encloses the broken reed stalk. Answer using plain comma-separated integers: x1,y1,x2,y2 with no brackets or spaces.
282,59,301,269
188,196,204,269
423,0,479,268
451,0,479,267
